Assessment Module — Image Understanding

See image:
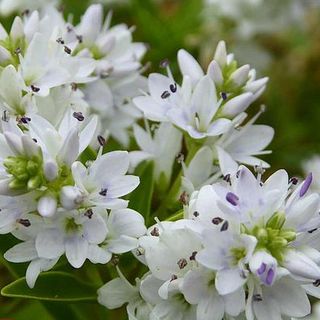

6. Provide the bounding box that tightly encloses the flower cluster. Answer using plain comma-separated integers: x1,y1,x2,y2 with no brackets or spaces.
0,3,147,288
99,166,320,320
0,2,319,320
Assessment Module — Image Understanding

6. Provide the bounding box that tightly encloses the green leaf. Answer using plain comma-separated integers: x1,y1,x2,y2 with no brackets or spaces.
1,271,98,302
129,161,154,224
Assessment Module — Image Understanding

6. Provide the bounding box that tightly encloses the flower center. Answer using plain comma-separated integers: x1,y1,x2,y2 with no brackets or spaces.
243,212,296,263
64,217,82,233
230,246,247,266
4,155,44,191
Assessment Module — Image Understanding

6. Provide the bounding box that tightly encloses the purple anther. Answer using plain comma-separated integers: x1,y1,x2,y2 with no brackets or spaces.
300,173,312,197
226,192,239,206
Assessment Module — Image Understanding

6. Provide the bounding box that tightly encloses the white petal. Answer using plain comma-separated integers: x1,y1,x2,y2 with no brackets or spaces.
4,240,37,262
35,229,64,259
87,244,112,264
106,175,140,198
215,268,247,295
58,128,79,165
178,49,204,85
97,277,138,309
65,236,88,268
221,92,253,118
83,214,107,244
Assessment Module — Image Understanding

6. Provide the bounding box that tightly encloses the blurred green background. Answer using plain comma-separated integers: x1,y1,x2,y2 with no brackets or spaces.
1,0,320,318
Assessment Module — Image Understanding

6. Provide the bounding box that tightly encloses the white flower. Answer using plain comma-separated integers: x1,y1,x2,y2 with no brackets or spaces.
196,228,257,295
65,151,139,210
181,267,245,320
88,207,147,264
130,122,182,185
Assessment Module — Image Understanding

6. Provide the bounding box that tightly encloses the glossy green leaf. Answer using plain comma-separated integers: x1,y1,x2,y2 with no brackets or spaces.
1,271,98,302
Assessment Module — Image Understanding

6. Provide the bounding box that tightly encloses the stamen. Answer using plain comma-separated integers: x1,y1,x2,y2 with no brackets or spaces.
308,228,318,234
161,91,170,99
176,152,184,164
189,251,197,261
135,247,145,256
2,110,9,122
226,192,239,206
31,85,40,93
170,83,177,93
221,92,227,100
72,112,84,121
99,188,108,196
64,46,72,54
71,83,78,91
170,274,177,281
177,258,188,269
253,294,263,301
257,263,266,275
76,35,83,43
289,177,298,185
265,268,274,285
19,116,31,124
300,173,312,197
56,37,65,44
313,279,320,287
223,174,231,185
220,220,229,231
150,227,159,236
179,191,189,205
17,219,31,227
159,59,169,68
14,47,21,55
193,211,199,217
97,135,106,146
212,217,223,225
84,209,93,219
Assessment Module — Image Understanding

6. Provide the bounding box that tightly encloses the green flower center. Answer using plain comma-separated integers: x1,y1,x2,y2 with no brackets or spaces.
4,155,44,191
242,212,296,263
230,246,247,266
65,217,82,233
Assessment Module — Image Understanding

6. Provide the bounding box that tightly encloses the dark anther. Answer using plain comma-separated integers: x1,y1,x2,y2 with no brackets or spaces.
76,35,83,43
14,47,21,55
170,83,177,93
84,209,93,219
161,91,170,99
236,170,241,178
32,138,37,143
253,294,263,301
136,247,144,256
22,9,30,16
189,251,197,261
170,274,177,281
212,217,224,225
64,46,72,54
179,191,189,205
159,59,169,68
18,219,31,227
289,177,299,185
99,188,108,196
97,135,106,147
110,254,119,266
313,279,320,287
72,112,84,121
67,25,73,33
150,227,160,237
2,110,9,122
176,152,184,164
193,211,199,217
220,220,229,231
56,37,65,45
308,228,318,234
177,258,188,269
31,85,40,93
18,116,31,124
221,92,227,100
71,83,78,91
223,174,231,185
